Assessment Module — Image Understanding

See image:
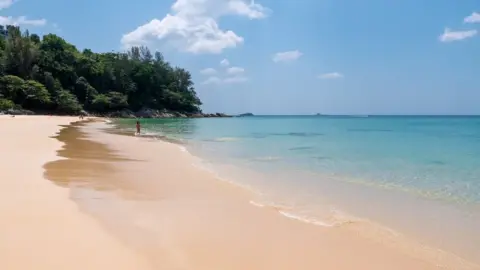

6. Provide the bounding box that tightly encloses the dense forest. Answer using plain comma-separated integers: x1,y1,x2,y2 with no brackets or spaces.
0,25,202,115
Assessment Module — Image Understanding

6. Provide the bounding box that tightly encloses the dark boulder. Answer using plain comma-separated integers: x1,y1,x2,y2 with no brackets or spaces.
6,108,35,115
108,109,135,118
79,110,90,116
135,107,160,118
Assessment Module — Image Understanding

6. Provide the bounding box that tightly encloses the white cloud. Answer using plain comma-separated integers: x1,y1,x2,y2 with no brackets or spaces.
226,0,269,19
200,68,217,75
272,50,303,63
318,72,344,79
439,28,477,42
121,0,270,54
224,76,248,83
226,66,245,74
0,0,14,10
203,76,248,85
464,12,480,23
202,60,247,84
0,16,47,26
202,76,222,85
0,1,47,27
220,58,230,66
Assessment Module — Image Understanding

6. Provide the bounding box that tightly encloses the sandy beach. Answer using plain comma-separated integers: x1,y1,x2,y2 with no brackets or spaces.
1,116,478,270
0,116,153,270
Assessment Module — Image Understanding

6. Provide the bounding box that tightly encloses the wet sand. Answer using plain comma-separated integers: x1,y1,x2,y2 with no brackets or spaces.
0,116,153,270
38,119,480,270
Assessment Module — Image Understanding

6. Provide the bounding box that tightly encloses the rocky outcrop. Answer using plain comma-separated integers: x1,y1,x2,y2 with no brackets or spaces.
134,108,179,118
79,110,90,116
200,112,231,118
4,109,35,115
134,107,157,118
127,107,231,119
107,109,135,118
0,107,231,119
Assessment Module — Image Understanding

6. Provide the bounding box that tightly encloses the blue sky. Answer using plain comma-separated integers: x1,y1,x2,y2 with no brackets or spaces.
1,0,479,115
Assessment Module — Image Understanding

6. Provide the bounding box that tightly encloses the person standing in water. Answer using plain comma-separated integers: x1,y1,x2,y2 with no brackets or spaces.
136,120,141,135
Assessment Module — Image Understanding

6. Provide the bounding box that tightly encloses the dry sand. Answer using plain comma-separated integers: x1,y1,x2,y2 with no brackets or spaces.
1,116,478,270
0,116,153,270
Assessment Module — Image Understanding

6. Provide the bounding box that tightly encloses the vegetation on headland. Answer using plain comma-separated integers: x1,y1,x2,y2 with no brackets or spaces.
0,25,208,117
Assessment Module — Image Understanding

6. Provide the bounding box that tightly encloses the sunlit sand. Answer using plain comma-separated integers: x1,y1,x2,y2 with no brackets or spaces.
1,116,478,270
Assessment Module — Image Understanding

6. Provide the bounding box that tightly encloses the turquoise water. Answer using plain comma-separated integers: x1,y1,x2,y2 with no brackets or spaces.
114,116,480,259
117,116,480,203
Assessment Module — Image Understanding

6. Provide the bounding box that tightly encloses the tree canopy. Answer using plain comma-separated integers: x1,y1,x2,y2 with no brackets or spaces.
0,25,202,114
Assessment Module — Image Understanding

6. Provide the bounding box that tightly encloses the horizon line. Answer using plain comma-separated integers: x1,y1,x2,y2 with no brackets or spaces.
223,114,480,117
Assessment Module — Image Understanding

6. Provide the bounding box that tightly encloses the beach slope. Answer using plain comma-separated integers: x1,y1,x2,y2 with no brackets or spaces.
0,116,152,270
72,121,479,270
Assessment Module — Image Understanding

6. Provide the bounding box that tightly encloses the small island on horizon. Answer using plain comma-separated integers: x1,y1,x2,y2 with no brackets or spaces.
237,113,254,117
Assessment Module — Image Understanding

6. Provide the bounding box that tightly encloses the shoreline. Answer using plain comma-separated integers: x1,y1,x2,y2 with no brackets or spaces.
45,119,479,269
0,115,153,270
0,109,233,119
107,117,480,264
1,116,478,269
111,119,480,268
112,116,480,263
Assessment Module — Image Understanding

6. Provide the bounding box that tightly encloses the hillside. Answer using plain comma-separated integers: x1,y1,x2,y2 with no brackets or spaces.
0,25,205,117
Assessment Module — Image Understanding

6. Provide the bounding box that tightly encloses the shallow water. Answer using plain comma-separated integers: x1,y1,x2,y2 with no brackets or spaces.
115,116,480,261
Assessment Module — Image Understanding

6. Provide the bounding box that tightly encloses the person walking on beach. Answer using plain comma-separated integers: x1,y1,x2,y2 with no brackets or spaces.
136,120,141,135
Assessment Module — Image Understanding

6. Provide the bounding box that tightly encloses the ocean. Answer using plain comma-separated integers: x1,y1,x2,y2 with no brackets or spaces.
114,116,480,261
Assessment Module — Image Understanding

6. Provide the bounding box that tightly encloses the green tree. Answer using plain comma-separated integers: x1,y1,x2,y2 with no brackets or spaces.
3,28,39,78
38,34,78,88
0,24,203,115
0,75,25,102
42,72,61,97
75,76,97,106
21,80,51,109
30,34,41,45
107,91,128,110
0,98,14,110
90,94,111,112
55,90,82,114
